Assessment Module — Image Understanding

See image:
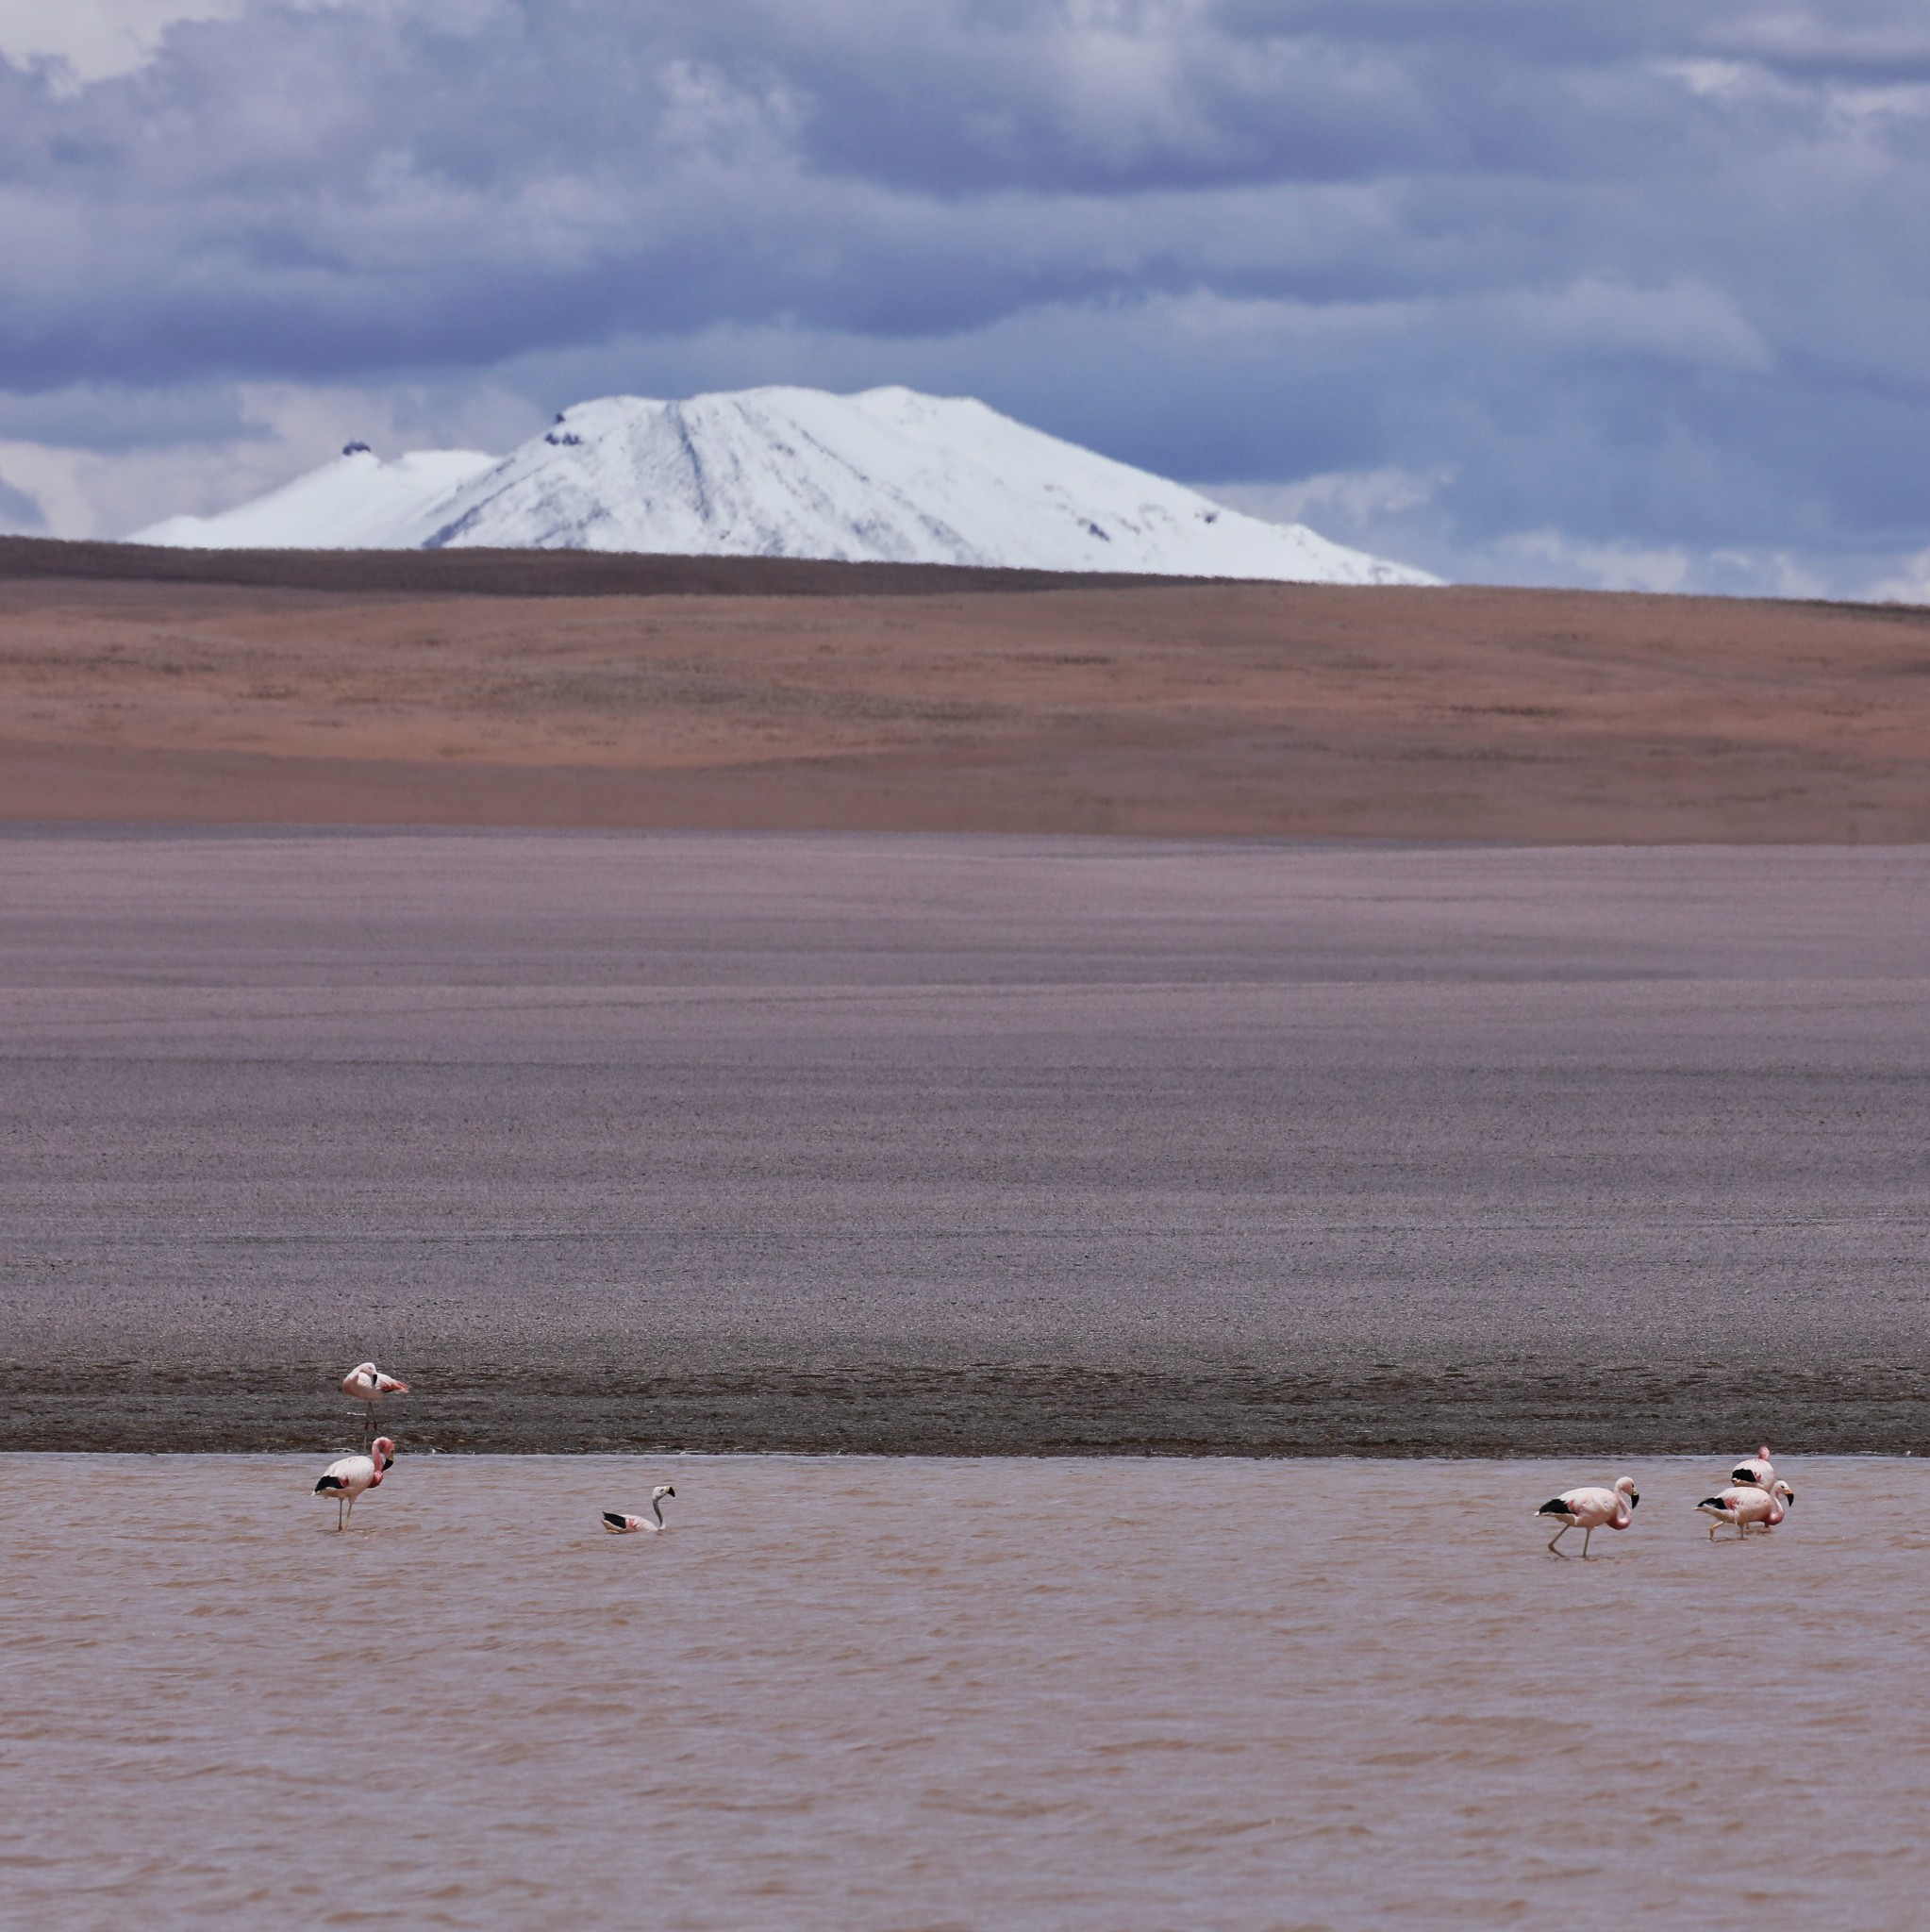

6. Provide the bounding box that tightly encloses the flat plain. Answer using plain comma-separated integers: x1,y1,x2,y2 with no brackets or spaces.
2,544,1927,840
2,830,1922,1453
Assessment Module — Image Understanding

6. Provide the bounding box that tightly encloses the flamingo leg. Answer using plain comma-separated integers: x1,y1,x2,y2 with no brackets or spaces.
1547,1524,1570,1554
1581,1526,1592,1558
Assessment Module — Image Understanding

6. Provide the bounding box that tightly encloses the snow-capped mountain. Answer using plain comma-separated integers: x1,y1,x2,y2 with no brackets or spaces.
134,446,498,552
130,386,1439,585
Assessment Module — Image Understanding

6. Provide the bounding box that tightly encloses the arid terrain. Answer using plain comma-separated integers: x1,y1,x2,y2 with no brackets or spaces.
4,544,1926,1455
2,539,1926,838
5,831,1924,1454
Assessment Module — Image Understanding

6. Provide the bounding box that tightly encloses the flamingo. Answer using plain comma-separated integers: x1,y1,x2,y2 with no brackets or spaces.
1697,1480,1794,1539
314,1437,396,1530
1729,1444,1775,1489
601,1486,675,1535
1537,1475,1639,1556
342,1362,409,1447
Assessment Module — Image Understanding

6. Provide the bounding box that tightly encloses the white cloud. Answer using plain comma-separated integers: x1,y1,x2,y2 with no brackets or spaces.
1497,278,1774,374
1652,58,1799,107
1866,548,1930,606
1452,530,1850,600
1205,465,1453,529
0,0,243,83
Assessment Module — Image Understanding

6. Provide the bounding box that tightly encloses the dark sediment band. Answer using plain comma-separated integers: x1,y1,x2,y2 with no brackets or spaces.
9,1361,1926,1457
0,533,1202,599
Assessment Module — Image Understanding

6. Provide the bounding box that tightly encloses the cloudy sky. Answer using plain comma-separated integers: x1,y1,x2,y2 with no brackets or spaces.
1,0,1927,595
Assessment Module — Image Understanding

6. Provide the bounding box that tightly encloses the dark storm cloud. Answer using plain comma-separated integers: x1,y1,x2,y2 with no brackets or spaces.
0,0,1908,376
3,0,1929,577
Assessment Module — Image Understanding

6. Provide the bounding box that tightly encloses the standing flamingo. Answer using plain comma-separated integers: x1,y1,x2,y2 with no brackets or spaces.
1729,1445,1775,1488
342,1362,409,1447
1697,1480,1794,1539
1537,1476,1639,1556
314,1437,396,1530
601,1487,676,1535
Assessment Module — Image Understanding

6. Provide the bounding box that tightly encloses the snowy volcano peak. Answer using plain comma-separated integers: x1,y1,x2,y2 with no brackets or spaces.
131,385,1439,585
420,385,1085,562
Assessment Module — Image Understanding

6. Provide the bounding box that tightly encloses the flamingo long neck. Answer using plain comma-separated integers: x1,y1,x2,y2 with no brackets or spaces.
650,1495,665,1527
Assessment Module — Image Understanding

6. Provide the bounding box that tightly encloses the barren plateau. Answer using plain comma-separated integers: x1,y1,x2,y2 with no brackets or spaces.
1,541,1925,839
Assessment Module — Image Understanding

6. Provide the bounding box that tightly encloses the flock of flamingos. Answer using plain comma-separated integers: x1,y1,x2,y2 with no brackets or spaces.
313,1361,674,1536
1539,1449,1796,1556
314,1357,1792,1554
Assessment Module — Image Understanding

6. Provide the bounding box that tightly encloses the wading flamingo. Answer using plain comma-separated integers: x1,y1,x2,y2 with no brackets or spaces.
314,1437,396,1531
1698,1480,1794,1539
1538,1476,1639,1557
342,1362,409,1446
602,1487,675,1535
1729,1445,1775,1488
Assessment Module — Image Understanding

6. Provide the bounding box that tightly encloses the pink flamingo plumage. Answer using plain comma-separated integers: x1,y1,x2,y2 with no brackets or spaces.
1729,1444,1775,1488
314,1437,396,1530
1698,1480,1794,1539
1537,1475,1639,1557
341,1362,408,1447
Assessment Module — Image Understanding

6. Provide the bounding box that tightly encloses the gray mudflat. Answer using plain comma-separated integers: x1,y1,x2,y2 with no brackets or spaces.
2,831,1924,1453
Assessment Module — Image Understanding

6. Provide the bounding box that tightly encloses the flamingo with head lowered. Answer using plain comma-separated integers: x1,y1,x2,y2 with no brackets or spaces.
602,1487,675,1535
1729,1445,1775,1489
315,1438,396,1531
1698,1481,1795,1539
342,1362,408,1447
1537,1476,1639,1557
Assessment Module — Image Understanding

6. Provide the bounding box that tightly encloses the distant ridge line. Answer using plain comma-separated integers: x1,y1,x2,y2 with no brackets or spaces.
0,535,1250,600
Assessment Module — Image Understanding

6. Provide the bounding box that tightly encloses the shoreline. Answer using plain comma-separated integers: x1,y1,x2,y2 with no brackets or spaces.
8,1360,1924,1457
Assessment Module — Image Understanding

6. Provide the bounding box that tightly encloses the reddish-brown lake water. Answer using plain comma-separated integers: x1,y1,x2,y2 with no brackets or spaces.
2,1453,1922,1928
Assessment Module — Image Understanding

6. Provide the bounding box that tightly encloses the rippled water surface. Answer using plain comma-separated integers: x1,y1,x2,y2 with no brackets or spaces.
3,1454,1924,1929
